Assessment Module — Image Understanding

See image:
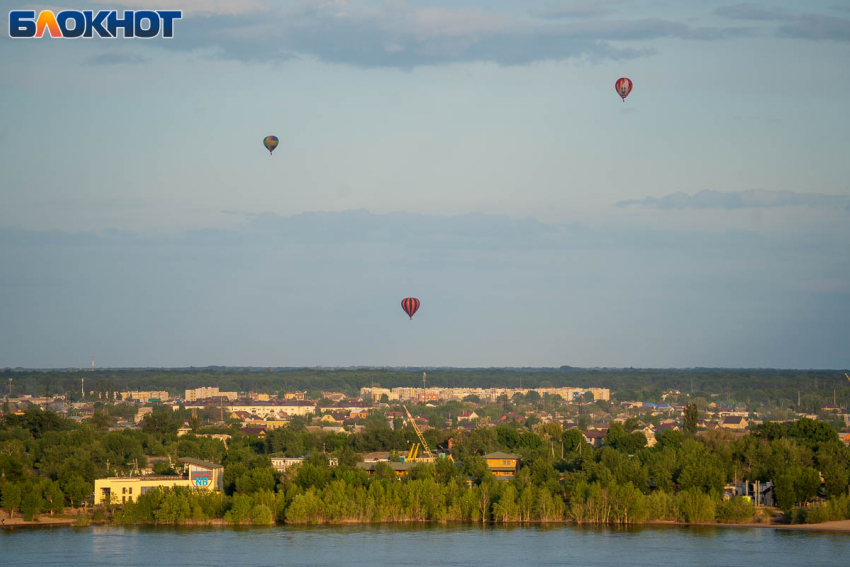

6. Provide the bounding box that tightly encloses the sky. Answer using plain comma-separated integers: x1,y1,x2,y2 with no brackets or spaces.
0,0,848,369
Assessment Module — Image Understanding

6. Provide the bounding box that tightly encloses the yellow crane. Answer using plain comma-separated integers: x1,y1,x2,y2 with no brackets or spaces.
845,373,850,382
406,443,420,461
403,405,435,461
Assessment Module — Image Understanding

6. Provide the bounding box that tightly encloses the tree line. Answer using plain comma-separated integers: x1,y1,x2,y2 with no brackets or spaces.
2,406,850,526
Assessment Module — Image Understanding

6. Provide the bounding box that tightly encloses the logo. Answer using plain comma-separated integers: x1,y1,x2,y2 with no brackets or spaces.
192,472,212,488
8,10,182,38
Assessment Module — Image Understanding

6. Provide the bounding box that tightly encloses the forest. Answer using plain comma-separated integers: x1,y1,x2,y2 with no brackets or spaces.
2,406,849,527
4,367,850,413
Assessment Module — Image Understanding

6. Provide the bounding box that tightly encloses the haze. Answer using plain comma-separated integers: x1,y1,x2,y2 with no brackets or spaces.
0,0,848,368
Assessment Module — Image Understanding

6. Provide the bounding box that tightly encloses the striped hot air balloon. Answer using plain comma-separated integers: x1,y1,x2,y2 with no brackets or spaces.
615,78,633,102
263,135,279,155
401,298,420,320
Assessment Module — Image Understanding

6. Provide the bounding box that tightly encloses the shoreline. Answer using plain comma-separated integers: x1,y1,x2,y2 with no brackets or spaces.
4,516,850,533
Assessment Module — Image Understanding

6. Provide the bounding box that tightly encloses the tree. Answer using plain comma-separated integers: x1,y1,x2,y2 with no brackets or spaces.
684,403,699,434
42,480,65,516
1,482,22,519
62,475,92,511
21,485,44,521
141,411,179,435
91,410,111,430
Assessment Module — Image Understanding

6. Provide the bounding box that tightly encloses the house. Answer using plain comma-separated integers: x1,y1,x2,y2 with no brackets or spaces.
458,410,479,422
362,452,391,462
240,427,267,437
640,426,657,448
721,416,749,431
498,412,524,424
271,456,338,473
320,414,344,425
322,392,347,403
284,392,306,401
247,419,288,430
841,432,850,446
349,408,370,420
357,461,417,477
305,425,346,434
93,457,223,505
483,452,521,479
582,430,606,447
230,410,253,421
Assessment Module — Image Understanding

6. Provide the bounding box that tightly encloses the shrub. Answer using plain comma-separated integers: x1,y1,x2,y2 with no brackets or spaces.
250,504,274,525
646,491,679,521
793,495,850,524
715,497,756,524
677,488,716,523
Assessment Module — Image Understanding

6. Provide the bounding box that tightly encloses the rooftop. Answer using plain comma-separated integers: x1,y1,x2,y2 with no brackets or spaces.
177,457,223,469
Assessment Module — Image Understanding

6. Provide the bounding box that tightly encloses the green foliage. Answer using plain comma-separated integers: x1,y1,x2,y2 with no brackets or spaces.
774,466,821,512
570,481,647,525
684,403,699,434
1,482,22,518
715,496,756,523
646,490,679,521
677,488,716,523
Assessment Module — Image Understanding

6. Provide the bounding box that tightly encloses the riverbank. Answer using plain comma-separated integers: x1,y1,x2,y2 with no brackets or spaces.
4,513,850,532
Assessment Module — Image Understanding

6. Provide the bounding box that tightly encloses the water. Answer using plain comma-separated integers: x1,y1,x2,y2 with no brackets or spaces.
2,524,848,567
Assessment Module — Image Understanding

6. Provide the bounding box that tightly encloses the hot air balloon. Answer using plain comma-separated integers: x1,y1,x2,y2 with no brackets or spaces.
263,135,279,155
401,297,420,320
615,78,633,102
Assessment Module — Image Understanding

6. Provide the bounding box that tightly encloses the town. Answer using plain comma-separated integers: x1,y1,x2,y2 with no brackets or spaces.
2,369,849,527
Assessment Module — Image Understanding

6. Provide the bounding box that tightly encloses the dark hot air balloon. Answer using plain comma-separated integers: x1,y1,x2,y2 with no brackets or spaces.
263,135,279,155
401,298,420,320
615,78,633,102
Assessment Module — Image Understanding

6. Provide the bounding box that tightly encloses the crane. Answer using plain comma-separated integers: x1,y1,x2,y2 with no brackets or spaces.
845,373,850,383
402,405,435,461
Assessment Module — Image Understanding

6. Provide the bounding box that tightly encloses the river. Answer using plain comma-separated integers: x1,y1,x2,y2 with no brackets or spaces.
2,524,849,566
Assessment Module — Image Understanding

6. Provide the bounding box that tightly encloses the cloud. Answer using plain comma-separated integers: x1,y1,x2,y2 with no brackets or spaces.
714,3,790,21
91,0,270,17
530,1,632,20
778,14,850,41
716,5,850,41
117,1,752,67
615,189,850,211
85,51,149,65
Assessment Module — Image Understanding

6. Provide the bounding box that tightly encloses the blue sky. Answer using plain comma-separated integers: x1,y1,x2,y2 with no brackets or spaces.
0,0,848,368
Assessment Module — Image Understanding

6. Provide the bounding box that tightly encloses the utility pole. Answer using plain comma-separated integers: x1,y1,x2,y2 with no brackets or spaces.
81,377,84,399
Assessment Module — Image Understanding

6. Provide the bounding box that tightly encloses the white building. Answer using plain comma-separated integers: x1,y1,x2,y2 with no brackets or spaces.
184,387,238,402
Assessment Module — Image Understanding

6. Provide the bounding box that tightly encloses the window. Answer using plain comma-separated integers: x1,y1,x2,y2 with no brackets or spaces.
128,487,132,495
122,487,127,494
141,486,153,495
503,460,512,466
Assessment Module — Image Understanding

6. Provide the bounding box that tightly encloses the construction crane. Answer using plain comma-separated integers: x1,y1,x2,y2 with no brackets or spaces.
402,405,435,461
406,443,420,461
845,373,850,383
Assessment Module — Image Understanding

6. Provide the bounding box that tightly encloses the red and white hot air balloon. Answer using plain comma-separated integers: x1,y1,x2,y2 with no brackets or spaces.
615,78,633,102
